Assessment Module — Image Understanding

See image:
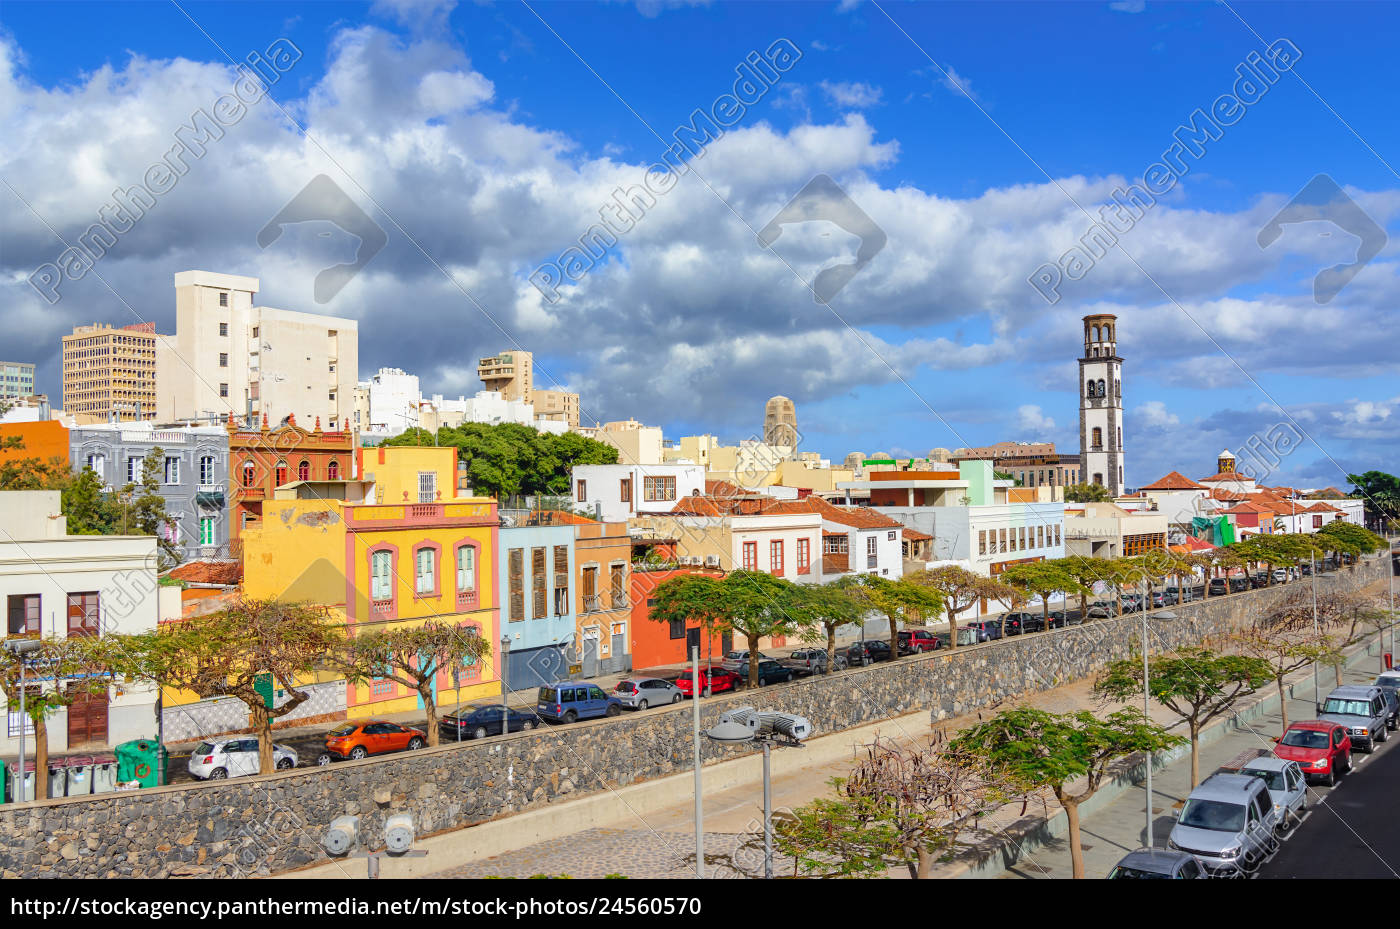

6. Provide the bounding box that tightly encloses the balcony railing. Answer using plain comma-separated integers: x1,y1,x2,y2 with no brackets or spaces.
456,588,478,611
583,594,602,613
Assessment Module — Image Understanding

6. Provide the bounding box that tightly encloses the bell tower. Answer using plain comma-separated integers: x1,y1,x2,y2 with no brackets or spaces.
1078,313,1124,496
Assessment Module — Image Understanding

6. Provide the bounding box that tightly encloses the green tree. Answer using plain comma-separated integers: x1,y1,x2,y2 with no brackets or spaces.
1314,521,1385,566
129,598,346,774
384,423,618,499
796,581,863,672
952,706,1182,879
1232,591,1340,735
1094,647,1273,787
0,636,116,799
908,566,1012,650
1064,482,1112,503
332,621,491,745
61,467,120,534
648,570,816,688
1347,470,1400,534
109,447,180,567
999,561,1085,630
844,574,944,661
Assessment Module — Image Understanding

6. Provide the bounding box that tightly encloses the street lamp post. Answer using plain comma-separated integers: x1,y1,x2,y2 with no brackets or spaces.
691,646,703,880
1140,576,1152,847
500,636,510,717
4,639,42,802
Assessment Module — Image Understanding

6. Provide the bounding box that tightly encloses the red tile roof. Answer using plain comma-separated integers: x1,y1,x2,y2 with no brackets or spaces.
1140,471,1207,491
902,528,932,542
1198,471,1255,483
168,560,242,586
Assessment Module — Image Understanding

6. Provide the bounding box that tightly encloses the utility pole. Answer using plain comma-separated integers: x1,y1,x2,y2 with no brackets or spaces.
692,646,704,880
1141,575,1152,847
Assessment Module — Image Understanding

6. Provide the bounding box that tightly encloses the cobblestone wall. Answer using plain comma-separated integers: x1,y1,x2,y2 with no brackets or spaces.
0,557,1384,879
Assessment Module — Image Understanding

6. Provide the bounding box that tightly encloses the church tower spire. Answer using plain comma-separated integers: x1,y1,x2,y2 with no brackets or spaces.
1078,314,1124,496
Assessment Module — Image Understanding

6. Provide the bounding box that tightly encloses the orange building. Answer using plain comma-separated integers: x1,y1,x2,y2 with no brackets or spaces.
629,564,727,672
0,420,71,469
227,413,356,539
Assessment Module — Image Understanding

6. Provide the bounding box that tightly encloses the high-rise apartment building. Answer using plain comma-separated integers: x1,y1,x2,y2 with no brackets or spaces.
535,388,580,429
477,350,533,402
764,395,798,447
155,271,359,428
0,361,35,399
62,323,159,421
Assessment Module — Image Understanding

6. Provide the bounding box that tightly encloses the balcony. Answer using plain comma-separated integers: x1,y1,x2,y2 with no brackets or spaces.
195,484,225,507
456,588,478,611
583,594,602,613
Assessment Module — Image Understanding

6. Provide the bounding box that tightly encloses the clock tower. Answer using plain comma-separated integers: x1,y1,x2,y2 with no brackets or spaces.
1078,313,1124,497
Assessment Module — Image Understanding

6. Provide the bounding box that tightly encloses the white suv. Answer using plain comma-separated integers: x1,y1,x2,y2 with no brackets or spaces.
188,737,298,780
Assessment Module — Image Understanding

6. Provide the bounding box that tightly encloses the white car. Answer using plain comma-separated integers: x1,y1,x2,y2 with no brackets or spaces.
188,737,298,780
1271,569,1289,584
1239,756,1308,833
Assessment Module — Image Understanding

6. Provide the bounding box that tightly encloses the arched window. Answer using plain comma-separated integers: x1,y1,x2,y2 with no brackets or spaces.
327,459,340,480
1093,472,1104,486
1092,325,1100,342
1086,379,1095,398
297,460,310,481
1092,427,1103,448
1117,428,1122,450
275,460,287,486
1096,379,1106,398
241,460,255,487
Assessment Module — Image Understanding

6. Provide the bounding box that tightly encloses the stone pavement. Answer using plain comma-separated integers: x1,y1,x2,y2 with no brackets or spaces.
437,828,766,879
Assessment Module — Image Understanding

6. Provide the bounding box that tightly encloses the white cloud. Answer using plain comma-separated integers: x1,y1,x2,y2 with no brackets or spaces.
820,80,882,109
1135,400,1180,428
1015,404,1056,434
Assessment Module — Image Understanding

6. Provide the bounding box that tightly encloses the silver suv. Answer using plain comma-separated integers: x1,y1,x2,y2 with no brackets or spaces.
1317,684,1390,753
612,677,682,710
1168,773,1279,876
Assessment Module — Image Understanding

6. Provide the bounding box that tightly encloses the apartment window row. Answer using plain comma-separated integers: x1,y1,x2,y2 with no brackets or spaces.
7,592,100,638
371,541,481,612
239,458,342,487
978,523,1063,557
823,535,849,554
741,537,811,575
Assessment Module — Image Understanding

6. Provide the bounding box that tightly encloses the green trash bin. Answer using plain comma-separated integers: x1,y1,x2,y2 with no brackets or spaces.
114,739,168,788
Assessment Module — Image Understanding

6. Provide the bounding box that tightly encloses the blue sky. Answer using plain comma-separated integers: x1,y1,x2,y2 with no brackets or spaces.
2,0,1396,489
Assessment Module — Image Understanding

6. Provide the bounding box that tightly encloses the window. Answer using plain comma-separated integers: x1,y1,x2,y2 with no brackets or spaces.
1313,515,1323,529
823,535,848,554
742,541,758,570
1020,527,1028,550
509,549,524,621
371,551,392,601
251,326,258,337
978,530,987,556
1055,525,1061,546
999,528,1007,554
456,546,476,591
770,540,784,575
219,322,228,336
866,535,877,569
66,592,100,637
669,618,685,640
1091,427,1103,449
418,471,437,503
1009,528,1018,553
1117,428,1122,450
297,460,310,481
7,595,40,636
275,460,287,486
242,461,255,487
610,563,625,607
1037,525,1045,548
328,459,340,480
199,455,214,485
219,383,229,398
576,479,587,500
416,547,436,595
643,475,676,502
583,565,599,611
85,453,106,478
532,548,547,618
619,478,631,503
164,456,179,484
127,456,140,483
553,545,569,609
199,517,215,545
218,292,228,307
219,353,228,368
796,538,810,574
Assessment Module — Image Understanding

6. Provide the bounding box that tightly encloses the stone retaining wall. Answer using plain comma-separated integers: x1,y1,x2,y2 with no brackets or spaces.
0,557,1384,879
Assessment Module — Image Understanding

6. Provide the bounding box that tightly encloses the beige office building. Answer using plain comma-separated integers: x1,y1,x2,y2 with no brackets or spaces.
155,271,358,428
62,323,159,422
536,388,580,429
476,349,580,429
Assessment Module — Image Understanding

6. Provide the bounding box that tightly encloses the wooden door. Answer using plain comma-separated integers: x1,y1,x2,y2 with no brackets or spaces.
67,689,108,746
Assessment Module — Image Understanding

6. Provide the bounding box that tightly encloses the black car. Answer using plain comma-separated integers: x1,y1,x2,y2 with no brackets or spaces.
848,640,894,663
1208,578,1229,596
1047,610,1068,629
1249,573,1268,590
440,705,540,741
735,658,795,686
1228,576,1250,593
1002,611,1039,635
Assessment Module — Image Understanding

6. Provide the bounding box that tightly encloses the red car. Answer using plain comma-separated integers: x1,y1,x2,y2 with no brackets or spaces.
1273,720,1352,786
897,629,941,655
674,668,741,698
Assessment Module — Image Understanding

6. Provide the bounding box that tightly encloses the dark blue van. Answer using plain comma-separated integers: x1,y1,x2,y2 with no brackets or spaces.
537,681,623,723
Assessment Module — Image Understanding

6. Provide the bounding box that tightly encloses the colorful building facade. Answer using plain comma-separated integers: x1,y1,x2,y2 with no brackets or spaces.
228,414,356,540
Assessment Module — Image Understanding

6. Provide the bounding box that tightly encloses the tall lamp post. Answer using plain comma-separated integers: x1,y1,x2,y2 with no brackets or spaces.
1140,576,1152,847
4,638,42,802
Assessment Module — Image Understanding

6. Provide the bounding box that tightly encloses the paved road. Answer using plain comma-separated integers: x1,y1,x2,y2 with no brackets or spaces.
1259,726,1400,879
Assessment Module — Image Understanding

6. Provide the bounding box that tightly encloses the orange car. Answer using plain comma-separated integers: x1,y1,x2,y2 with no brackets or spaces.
319,720,426,762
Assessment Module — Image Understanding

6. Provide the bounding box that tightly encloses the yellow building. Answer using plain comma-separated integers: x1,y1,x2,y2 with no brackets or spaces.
242,445,501,719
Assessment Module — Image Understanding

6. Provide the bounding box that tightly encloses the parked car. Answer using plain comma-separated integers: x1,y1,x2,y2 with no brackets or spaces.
1228,576,1250,593
1165,585,1198,604
613,677,684,710
848,639,894,663
1168,773,1279,876
1148,590,1168,608
735,658,795,686
964,619,1003,641
1317,684,1390,753
1271,569,1289,584
720,649,770,673
1120,592,1145,611
1374,670,1400,729
1248,573,1268,590
188,738,297,780
1002,611,1038,635
1087,600,1120,619
1272,720,1352,786
782,648,844,675
1303,561,1318,575
1106,848,1208,880
1047,610,1068,629
321,720,426,762
1236,756,1308,833
536,682,622,724
440,705,540,740
1208,578,1229,597
896,629,942,655
674,667,742,698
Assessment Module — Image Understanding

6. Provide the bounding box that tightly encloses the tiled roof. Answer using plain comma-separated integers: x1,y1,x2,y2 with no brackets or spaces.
704,479,749,498
902,528,933,542
1222,502,1270,514
1198,471,1254,483
168,560,242,586
1140,470,1207,491
802,495,904,530
1209,488,1249,502
1303,502,1342,513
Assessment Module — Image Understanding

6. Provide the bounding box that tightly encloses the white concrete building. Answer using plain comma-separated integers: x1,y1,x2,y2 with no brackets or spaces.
156,270,359,429
0,491,162,758
572,463,705,523
358,367,421,438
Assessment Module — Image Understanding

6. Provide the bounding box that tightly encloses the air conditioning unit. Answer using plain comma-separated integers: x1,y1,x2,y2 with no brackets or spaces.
704,555,720,567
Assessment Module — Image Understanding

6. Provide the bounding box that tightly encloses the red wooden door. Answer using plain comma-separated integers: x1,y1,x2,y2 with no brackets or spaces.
67,690,109,746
